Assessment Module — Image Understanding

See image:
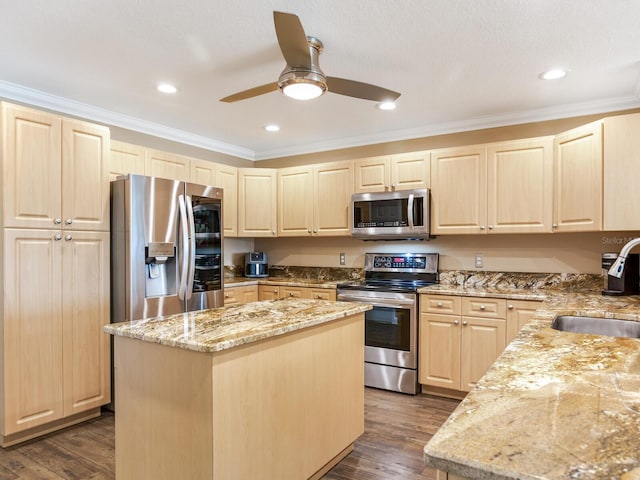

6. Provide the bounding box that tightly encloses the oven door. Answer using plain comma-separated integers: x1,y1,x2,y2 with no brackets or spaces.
337,290,417,369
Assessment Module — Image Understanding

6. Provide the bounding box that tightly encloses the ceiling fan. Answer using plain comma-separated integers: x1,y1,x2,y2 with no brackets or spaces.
220,11,401,104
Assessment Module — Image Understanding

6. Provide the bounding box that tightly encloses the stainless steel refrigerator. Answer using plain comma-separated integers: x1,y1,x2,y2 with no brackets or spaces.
110,174,224,325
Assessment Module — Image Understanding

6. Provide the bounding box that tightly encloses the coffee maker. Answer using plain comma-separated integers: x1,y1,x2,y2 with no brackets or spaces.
602,252,639,295
245,252,269,278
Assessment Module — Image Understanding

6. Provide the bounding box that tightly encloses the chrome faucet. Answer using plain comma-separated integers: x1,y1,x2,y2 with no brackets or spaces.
608,237,640,278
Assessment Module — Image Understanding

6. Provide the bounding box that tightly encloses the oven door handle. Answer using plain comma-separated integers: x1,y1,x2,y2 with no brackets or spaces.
337,295,415,308
407,192,415,228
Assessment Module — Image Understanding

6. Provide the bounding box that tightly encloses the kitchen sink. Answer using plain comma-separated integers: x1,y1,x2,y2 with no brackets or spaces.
551,315,640,339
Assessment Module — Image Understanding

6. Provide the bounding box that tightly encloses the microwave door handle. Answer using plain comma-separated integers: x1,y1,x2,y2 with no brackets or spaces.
177,194,189,301
185,195,196,300
407,193,415,228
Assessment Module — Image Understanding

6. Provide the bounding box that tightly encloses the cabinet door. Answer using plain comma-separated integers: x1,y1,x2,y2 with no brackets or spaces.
430,146,487,234
553,123,603,232
354,156,390,193
190,158,217,187
62,119,110,231
145,149,190,182
603,114,640,230
460,317,506,392
419,313,461,390
238,169,277,237
258,285,280,300
2,103,62,229
109,140,145,181
314,161,354,236
224,285,258,305
506,300,541,344
390,151,430,190
62,231,110,416
214,164,238,237
486,137,553,234
3,229,64,434
278,166,313,236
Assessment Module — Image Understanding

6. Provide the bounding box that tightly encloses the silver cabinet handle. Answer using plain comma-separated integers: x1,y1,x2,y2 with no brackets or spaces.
437,302,443,307
65,235,72,241
552,223,558,228
488,225,494,230
54,218,62,225
313,229,317,234
54,234,62,241
480,225,485,230
316,294,322,299
391,183,396,190
462,320,468,326
454,320,459,325
289,292,295,296
65,219,73,225
272,230,276,236
224,293,230,298
508,304,514,310
480,305,486,310
307,229,312,234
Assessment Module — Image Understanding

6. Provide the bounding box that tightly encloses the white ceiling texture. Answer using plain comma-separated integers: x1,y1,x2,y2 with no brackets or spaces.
1,0,639,160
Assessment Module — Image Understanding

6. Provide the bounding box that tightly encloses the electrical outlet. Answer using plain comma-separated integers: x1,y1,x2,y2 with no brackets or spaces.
339,253,346,265
475,254,483,269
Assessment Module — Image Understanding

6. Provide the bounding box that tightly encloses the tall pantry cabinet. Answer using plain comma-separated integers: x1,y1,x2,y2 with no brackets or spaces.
0,102,110,446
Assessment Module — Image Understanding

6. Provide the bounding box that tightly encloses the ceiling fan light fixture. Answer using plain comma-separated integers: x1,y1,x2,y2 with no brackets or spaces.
281,80,326,100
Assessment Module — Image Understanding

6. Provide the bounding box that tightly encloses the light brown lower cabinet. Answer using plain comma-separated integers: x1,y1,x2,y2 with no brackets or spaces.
258,285,337,301
506,299,542,343
1,228,110,446
419,295,506,393
223,285,258,305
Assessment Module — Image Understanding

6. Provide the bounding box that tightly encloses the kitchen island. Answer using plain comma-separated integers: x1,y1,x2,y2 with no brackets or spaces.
104,298,371,480
422,289,640,479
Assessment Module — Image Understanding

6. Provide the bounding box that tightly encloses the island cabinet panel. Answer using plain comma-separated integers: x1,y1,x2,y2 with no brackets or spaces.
114,314,364,480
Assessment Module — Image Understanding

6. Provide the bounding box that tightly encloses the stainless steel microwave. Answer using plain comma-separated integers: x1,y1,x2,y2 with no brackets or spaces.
351,189,430,239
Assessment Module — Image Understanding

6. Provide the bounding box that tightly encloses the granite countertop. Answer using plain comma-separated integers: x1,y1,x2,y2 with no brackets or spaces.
225,277,340,289
104,298,370,353
423,291,640,479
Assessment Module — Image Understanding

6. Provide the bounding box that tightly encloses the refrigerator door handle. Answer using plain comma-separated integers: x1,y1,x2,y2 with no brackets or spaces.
177,194,189,300
185,195,196,300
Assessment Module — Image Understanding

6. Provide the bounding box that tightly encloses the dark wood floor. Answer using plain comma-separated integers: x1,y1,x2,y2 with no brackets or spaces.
0,388,459,480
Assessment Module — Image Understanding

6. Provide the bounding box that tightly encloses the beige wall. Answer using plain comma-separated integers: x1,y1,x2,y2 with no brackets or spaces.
255,232,640,274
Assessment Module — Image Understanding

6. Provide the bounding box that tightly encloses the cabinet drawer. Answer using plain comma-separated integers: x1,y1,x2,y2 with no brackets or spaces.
421,295,461,315
280,286,305,299
461,297,506,318
306,288,336,301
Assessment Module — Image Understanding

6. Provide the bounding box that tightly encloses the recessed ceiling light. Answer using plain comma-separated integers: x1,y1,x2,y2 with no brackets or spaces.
539,69,568,80
157,83,178,94
377,101,397,111
264,124,280,132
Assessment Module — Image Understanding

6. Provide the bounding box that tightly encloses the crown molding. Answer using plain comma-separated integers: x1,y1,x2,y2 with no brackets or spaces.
2,80,639,162
254,95,640,160
0,81,256,160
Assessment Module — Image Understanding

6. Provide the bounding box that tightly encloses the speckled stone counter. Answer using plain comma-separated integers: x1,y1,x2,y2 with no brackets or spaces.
224,276,340,289
423,290,640,479
104,298,371,353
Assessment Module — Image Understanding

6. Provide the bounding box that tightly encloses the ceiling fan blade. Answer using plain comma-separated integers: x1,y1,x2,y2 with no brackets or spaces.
273,11,312,68
219,82,279,103
326,77,401,102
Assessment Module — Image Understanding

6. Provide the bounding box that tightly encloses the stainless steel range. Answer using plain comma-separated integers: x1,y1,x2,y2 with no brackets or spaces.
337,253,438,394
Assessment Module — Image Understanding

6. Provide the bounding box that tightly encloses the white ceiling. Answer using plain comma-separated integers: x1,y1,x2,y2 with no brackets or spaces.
1,0,639,160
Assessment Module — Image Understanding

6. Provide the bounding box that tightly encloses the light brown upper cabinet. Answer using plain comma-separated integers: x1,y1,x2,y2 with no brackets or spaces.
190,159,238,237
603,113,640,231
430,138,553,234
109,140,145,181
145,148,190,182
552,121,603,232
278,160,354,236
2,102,110,232
238,168,277,237
354,151,430,193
